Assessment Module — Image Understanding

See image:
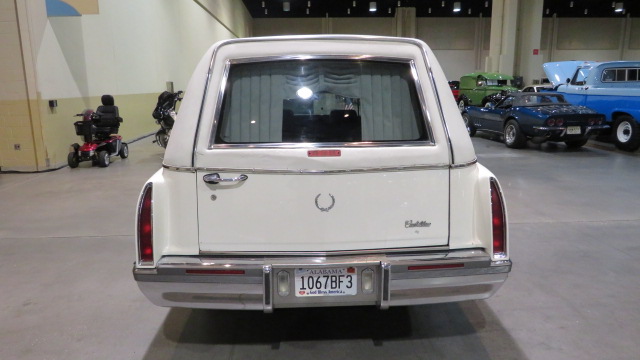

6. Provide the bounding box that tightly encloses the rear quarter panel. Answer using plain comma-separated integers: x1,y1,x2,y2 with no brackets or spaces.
450,163,507,261
135,169,199,267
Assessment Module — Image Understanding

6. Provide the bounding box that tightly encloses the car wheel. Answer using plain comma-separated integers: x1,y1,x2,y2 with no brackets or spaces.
462,113,476,137
565,139,588,148
119,143,129,159
457,98,467,112
156,129,169,148
67,152,79,168
612,115,640,152
97,150,110,167
503,120,527,149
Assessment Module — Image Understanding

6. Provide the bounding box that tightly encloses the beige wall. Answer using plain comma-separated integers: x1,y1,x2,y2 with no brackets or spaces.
5,2,639,171
0,0,39,171
541,17,640,72
254,18,324,36
1,0,251,171
332,18,394,36
253,16,490,80
253,14,640,86
253,17,394,37
417,17,491,80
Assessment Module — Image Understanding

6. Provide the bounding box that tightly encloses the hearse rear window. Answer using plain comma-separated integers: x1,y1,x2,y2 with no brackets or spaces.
214,60,428,144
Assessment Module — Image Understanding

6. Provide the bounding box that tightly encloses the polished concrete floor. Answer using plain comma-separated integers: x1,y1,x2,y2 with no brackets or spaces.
1,136,639,360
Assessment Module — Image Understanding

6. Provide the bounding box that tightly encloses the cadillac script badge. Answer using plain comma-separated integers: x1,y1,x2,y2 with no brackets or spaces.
315,193,335,212
405,220,431,228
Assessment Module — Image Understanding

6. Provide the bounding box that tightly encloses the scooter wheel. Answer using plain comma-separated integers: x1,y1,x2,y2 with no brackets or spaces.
119,143,129,159
155,129,169,148
68,152,80,168
97,150,110,167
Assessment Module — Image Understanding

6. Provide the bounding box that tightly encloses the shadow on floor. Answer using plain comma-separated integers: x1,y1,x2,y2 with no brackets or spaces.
142,301,527,360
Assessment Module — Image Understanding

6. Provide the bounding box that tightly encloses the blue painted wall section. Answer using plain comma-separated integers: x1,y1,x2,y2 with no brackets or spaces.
46,0,81,17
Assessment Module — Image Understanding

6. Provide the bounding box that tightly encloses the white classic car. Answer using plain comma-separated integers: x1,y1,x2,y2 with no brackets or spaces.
133,35,511,312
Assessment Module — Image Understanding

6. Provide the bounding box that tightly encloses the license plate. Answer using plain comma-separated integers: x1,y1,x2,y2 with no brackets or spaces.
567,126,581,135
295,267,358,297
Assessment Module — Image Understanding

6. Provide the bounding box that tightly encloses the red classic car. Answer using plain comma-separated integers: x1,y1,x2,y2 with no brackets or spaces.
449,80,460,101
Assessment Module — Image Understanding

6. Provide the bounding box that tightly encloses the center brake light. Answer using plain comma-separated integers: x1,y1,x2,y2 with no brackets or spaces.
137,183,153,265
308,150,341,157
490,178,507,258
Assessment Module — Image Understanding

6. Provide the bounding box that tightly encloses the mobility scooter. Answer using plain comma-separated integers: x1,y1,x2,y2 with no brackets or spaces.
68,95,128,168
152,90,182,148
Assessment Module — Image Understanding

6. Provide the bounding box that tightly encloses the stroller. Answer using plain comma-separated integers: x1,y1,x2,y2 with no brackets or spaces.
68,94,129,168
152,90,183,148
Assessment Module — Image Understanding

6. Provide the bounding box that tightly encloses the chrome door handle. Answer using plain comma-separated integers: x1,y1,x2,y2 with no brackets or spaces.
203,173,248,184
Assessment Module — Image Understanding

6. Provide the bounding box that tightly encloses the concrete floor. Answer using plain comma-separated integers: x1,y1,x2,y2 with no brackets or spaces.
1,136,639,360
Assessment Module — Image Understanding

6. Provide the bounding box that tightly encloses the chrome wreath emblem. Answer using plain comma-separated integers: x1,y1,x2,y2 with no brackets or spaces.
315,193,335,212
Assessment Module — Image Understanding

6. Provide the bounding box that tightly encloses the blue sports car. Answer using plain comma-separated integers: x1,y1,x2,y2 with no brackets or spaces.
461,92,609,149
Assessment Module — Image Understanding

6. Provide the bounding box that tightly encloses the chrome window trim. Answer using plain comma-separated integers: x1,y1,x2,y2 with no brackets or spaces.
416,45,453,164
206,140,431,150
205,55,436,149
227,54,412,65
195,164,449,174
162,165,196,173
450,158,478,169
162,159,476,173
192,44,219,167
197,245,453,257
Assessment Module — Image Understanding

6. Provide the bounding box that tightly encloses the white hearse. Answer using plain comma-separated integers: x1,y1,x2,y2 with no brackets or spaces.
133,36,511,312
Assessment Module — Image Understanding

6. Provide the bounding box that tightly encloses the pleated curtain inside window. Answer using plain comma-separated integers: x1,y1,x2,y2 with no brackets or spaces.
218,61,423,143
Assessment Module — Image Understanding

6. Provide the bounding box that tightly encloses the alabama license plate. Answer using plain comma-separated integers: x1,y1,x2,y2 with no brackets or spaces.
295,267,358,297
567,126,581,135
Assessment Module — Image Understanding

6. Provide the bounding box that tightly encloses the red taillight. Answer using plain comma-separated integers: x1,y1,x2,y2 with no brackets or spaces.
138,183,153,264
547,118,555,126
490,178,506,257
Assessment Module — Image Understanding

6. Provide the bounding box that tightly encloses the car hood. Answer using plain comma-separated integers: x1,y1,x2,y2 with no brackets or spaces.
525,104,598,115
543,61,595,86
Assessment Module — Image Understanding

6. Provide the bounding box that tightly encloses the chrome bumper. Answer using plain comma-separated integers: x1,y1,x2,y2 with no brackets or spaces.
532,124,609,138
133,249,511,312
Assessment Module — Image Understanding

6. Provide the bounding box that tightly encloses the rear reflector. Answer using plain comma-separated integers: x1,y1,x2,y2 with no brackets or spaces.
308,150,341,157
137,183,153,264
490,178,506,256
408,263,464,271
361,268,375,294
277,271,290,296
186,269,246,275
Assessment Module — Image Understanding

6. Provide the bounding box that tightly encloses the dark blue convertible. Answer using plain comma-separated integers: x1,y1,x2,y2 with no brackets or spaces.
461,92,609,148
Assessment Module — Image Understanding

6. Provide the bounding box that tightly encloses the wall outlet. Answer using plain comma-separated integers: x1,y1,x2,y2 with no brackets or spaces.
14,144,21,150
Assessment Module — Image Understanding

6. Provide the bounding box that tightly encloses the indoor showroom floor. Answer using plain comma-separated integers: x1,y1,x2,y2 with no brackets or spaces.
1,135,639,360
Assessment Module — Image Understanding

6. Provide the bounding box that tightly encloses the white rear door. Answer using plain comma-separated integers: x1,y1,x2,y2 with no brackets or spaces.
194,58,450,253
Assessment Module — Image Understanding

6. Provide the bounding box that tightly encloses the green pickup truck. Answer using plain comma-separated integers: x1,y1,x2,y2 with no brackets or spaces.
457,72,518,111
